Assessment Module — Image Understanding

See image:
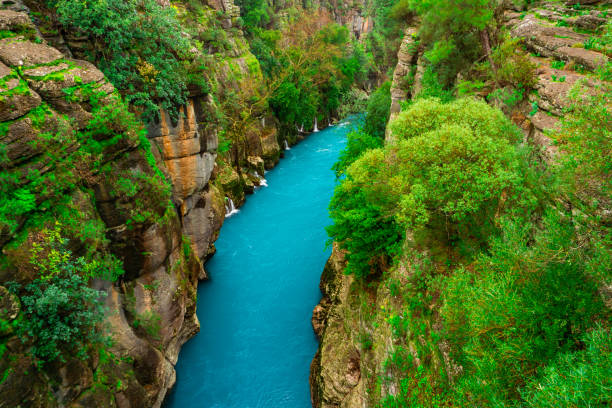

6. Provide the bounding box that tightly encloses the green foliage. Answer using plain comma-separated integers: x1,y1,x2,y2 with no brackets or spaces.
327,182,404,278
370,121,529,247
521,326,612,408
492,37,538,88
390,97,520,142
328,97,535,278
554,91,611,222
415,66,454,101
332,82,391,176
266,16,361,130
363,0,412,77
551,60,566,70
50,0,191,119
29,225,124,282
442,212,606,405
7,229,109,365
332,128,383,178
132,310,162,340
235,0,270,35
487,86,526,109
0,83,171,245
583,21,611,57
363,82,392,139
408,0,496,84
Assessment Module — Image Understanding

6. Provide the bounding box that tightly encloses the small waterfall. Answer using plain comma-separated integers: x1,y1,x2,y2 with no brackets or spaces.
313,117,319,132
299,123,304,133
284,140,290,150
251,172,268,189
257,173,268,188
224,197,239,217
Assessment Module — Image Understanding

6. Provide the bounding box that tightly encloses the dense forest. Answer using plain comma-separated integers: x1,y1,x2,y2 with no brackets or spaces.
0,0,610,406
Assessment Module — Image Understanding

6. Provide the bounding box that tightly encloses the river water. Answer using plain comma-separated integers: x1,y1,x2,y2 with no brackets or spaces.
164,116,358,408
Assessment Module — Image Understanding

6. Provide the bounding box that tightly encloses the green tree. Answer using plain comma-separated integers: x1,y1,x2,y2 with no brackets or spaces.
408,0,500,84
50,0,191,119
363,81,392,139
8,227,110,365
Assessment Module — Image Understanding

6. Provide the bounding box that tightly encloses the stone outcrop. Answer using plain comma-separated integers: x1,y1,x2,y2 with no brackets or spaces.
503,2,609,159
386,27,419,142
511,14,608,71
0,10,210,408
310,246,363,408
310,245,413,408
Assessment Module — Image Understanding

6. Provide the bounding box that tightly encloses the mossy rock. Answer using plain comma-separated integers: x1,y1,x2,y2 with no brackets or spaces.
215,160,246,205
0,285,19,336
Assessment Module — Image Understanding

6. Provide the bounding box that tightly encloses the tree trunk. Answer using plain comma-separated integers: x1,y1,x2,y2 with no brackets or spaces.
480,28,497,74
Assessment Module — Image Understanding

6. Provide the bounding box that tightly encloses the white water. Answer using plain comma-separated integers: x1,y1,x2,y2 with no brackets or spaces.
313,117,319,132
224,197,239,217
284,140,290,150
253,172,268,188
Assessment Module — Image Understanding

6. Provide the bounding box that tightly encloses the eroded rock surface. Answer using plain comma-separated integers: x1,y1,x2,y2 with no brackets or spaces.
0,10,206,408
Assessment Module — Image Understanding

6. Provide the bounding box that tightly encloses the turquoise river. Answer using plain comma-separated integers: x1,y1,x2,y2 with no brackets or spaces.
164,116,358,407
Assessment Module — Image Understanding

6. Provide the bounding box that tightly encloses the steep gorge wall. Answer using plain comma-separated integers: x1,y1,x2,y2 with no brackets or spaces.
0,0,284,405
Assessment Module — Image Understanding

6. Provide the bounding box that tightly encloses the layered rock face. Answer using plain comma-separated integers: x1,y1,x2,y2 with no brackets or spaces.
386,27,419,142
0,10,208,407
310,246,407,408
504,3,608,159
147,98,225,270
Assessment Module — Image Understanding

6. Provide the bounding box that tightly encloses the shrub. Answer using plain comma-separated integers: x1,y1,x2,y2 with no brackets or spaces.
442,212,606,404
553,91,612,222
379,122,529,244
521,326,612,408
7,228,109,365
492,37,538,88
10,274,107,364
390,97,520,142
328,98,536,276
332,129,384,177
327,178,404,278
50,0,191,119
363,81,392,139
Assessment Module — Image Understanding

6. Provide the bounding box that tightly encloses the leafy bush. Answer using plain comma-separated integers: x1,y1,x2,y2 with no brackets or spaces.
408,0,496,84
390,97,520,142
442,212,606,405
363,81,392,139
492,37,538,88
328,98,535,277
327,179,404,278
553,91,611,222
332,129,383,177
521,326,612,408
7,228,109,365
361,120,531,249
50,0,191,119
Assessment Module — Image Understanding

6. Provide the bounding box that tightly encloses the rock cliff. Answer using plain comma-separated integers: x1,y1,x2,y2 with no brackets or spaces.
0,0,283,405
